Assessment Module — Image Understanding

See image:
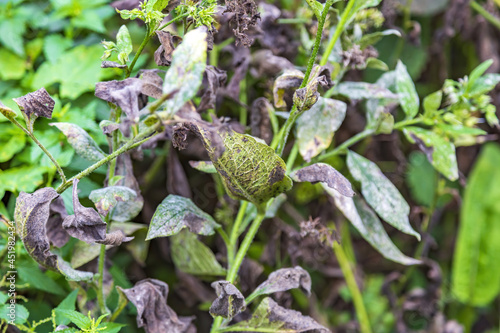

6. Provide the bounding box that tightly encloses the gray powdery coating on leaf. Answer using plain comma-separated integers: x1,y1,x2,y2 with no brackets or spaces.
154,30,180,67
334,81,398,100
273,68,304,108
89,186,138,217
198,65,227,112
139,69,164,99
347,150,420,240
146,194,220,239
325,184,421,266
95,78,143,121
62,179,107,244
209,281,246,319
14,187,93,281
46,196,70,248
250,97,273,145
99,120,120,136
13,87,55,120
95,230,133,247
291,163,354,197
101,61,127,68
118,279,195,333
252,266,312,298
50,122,106,162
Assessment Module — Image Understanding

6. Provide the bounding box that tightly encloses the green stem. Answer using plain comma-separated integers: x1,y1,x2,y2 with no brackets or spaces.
332,240,372,333
227,201,249,268
312,129,374,163
126,30,152,78
319,0,356,66
286,144,299,171
10,118,66,183
471,1,500,30
108,108,122,182
96,242,109,315
158,12,190,31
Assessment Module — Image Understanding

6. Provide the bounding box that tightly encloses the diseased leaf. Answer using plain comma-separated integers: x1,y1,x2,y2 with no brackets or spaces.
95,78,143,122
273,69,304,108
89,186,138,217
198,65,227,112
14,187,93,281
101,60,127,69
13,88,55,122
51,122,106,163
293,75,328,113
116,25,133,64
189,160,217,174
47,196,70,248
99,120,120,136
139,69,164,99
118,279,196,333
347,151,420,240
250,97,274,145
147,195,220,239
395,60,419,119
291,163,354,197
167,148,192,198
163,27,207,116
96,230,134,247
325,185,421,265
185,123,292,208
403,126,458,181
63,179,107,244
0,102,18,121
154,30,180,67
170,229,226,276
209,281,246,319
334,82,398,100
296,97,347,162
226,297,330,332
452,143,500,306
247,266,312,303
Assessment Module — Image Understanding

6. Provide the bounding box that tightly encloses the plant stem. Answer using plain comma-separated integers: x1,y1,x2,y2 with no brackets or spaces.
313,129,374,163
96,242,109,315
158,12,190,31
332,240,372,333
9,118,66,183
471,1,500,30
319,0,356,66
126,30,152,78
108,108,122,182
227,201,249,268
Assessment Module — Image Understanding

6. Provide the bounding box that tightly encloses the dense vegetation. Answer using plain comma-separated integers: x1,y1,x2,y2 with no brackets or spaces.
1,0,500,332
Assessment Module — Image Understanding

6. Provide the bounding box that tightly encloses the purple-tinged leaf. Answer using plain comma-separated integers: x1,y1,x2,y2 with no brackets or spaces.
291,163,354,197
13,88,55,121
95,78,143,122
209,281,246,319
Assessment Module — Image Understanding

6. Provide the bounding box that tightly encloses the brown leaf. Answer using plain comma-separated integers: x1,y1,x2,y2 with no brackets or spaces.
209,281,246,319
251,49,295,78
224,0,260,47
154,31,182,67
167,147,192,199
138,69,165,99
223,45,250,100
13,88,55,121
198,66,227,112
291,163,355,197
273,69,304,108
95,78,143,122
62,179,107,243
249,266,312,301
46,196,70,248
101,61,127,68
118,279,196,333
96,230,134,247
293,75,329,113
250,97,273,144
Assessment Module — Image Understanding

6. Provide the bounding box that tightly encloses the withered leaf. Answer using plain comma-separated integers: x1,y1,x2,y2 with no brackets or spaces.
293,75,329,113
14,187,93,281
0,101,17,121
198,65,227,112
154,31,181,67
209,281,246,319
247,266,312,303
62,179,107,244
101,60,127,69
89,186,138,217
118,279,196,333
167,148,192,198
146,194,220,239
226,297,330,332
46,196,70,248
223,45,250,100
251,49,295,78
95,78,143,122
250,97,273,144
291,163,355,197
139,69,165,99
96,230,134,247
13,87,55,121
99,120,120,136
273,69,304,108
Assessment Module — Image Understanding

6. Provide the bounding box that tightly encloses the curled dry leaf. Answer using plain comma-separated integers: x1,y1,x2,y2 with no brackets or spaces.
89,186,138,217
209,281,246,319
224,0,260,47
95,78,143,122
46,196,70,248
101,60,127,69
273,69,304,109
13,87,55,121
99,120,120,136
62,179,107,244
226,297,330,332
291,163,355,197
223,45,250,100
138,69,164,100
154,30,181,67
14,187,93,281
251,49,294,78
247,266,312,303
146,194,220,240
118,279,195,333
167,148,192,198
51,122,106,162
293,75,329,113
250,97,273,144
96,230,134,247
198,65,227,112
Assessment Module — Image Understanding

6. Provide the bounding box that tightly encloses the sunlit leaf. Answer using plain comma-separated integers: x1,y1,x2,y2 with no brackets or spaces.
395,60,419,119
333,82,398,100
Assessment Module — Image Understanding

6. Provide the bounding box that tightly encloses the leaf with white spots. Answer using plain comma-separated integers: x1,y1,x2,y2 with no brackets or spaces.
50,123,106,162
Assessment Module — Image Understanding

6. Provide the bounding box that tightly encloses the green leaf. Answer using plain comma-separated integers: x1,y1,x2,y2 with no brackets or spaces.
296,97,346,162
54,289,79,326
452,143,500,306
0,166,47,201
468,73,500,96
347,151,420,240
43,34,73,64
54,309,91,330
51,122,106,162
97,322,126,333
146,194,220,240
305,0,324,19
359,29,401,49
0,303,29,325
395,60,419,119
189,160,217,173
406,152,437,207
116,25,132,64
334,82,398,100
0,125,26,163
190,124,292,208
89,186,138,217
170,230,226,276
365,57,389,71
0,18,26,56
17,263,66,295
403,126,458,181
423,90,442,116
346,0,382,25
467,59,493,90
163,27,207,116
225,297,329,332
0,48,26,80
325,184,421,265
150,0,170,11
0,104,18,122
